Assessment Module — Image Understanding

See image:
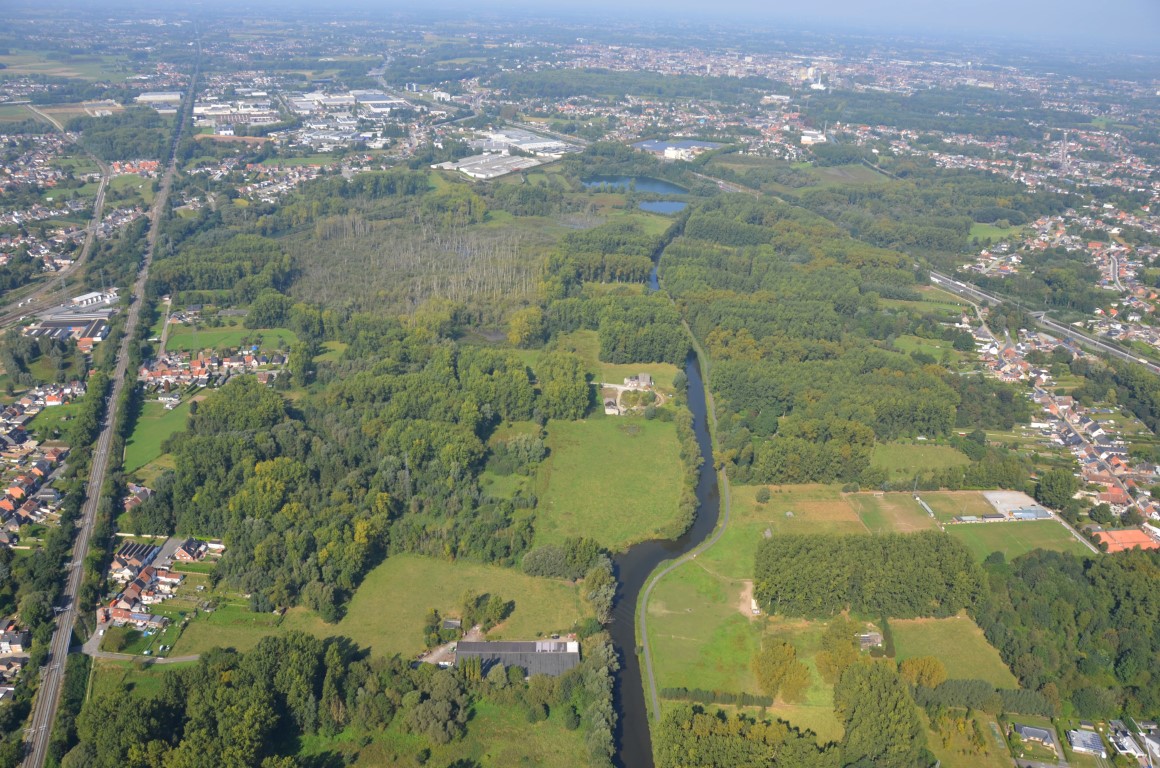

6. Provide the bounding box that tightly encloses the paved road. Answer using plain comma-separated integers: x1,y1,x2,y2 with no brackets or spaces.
1109,255,1124,292
0,105,112,328
928,271,1160,376
20,71,193,768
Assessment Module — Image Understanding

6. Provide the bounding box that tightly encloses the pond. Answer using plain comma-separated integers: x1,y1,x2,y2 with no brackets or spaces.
637,200,687,214
581,175,688,195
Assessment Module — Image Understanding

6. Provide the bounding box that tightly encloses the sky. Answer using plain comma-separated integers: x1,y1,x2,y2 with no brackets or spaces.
479,0,1160,47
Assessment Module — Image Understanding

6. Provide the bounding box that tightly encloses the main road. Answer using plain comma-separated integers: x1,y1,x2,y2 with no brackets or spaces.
20,73,192,768
928,270,1160,377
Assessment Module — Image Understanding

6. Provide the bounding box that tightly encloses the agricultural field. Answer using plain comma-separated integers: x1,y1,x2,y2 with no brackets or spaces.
535,416,683,551
163,324,298,353
0,105,34,124
891,615,1018,688
123,400,192,473
277,554,588,659
0,50,129,80
870,442,971,483
946,520,1092,562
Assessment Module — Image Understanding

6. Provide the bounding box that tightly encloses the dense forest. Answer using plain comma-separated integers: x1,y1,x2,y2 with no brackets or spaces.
66,108,171,162
753,532,983,619
656,193,1031,487
972,549,1160,719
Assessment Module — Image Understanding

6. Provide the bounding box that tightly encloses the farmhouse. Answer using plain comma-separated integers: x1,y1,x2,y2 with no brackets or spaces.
1067,730,1107,758
857,631,883,651
455,640,580,678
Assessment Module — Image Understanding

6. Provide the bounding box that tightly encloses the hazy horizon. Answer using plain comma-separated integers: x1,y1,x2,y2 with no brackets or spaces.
15,0,1160,50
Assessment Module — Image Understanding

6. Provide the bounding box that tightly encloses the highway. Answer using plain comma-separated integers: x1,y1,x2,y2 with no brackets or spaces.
928,270,1160,376
19,69,193,768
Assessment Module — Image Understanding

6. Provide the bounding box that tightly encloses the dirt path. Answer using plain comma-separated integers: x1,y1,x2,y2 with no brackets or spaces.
737,580,755,618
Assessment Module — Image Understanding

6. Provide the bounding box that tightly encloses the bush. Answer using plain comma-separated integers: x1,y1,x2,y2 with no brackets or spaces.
755,487,771,503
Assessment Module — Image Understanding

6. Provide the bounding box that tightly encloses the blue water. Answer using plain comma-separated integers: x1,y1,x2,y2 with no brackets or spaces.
638,200,687,214
581,175,687,195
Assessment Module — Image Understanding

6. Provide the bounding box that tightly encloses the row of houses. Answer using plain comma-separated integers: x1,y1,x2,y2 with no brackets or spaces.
0,444,68,547
138,348,286,391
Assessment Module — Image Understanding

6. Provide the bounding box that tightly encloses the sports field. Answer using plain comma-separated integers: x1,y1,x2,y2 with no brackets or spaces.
892,615,1018,688
846,492,938,534
534,417,684,551
947,520,1091,562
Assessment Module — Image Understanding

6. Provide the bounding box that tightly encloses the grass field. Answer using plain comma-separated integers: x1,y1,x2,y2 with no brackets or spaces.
164,325,298,353
274,554,587,659
89,658,197,701
892,334,963,364
534,416,683,551
947,520,1091,562
892,615,1018,688
970,223,1024,242
648,563,763,694
313,340,348,363
326,697,590,767
27,402,84,436
697,485,866,581
871,442,970,482
647,561,844,744
123,401,192,473
166,602,285,656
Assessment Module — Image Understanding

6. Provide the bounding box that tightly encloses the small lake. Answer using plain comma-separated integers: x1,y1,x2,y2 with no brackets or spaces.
582,176,687,195
637,200,687,215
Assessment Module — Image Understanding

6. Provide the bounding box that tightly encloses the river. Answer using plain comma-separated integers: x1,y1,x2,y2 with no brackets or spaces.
608,347,721,767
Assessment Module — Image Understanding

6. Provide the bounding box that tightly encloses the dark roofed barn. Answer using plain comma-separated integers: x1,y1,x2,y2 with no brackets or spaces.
455,640,579,678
